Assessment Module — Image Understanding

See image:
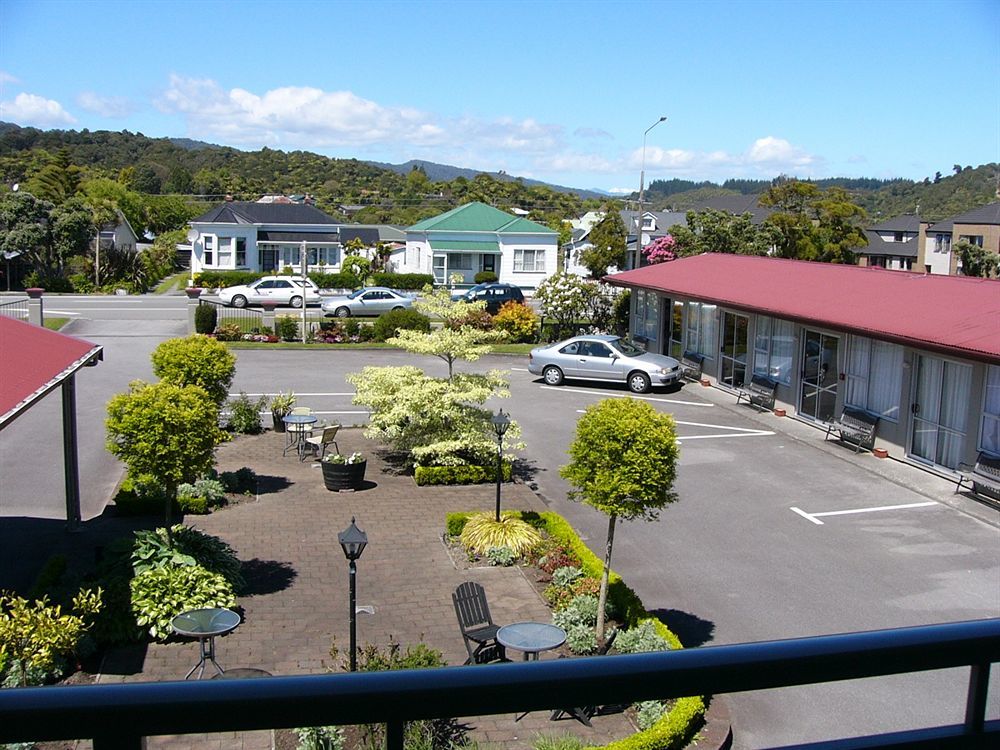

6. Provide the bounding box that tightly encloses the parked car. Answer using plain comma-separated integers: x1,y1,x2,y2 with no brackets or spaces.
528,334,683,393
453,283,525,314
321,287,415,317
218,276,321,308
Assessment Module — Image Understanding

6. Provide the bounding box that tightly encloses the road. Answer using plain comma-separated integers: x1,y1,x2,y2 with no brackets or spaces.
1,299,997,747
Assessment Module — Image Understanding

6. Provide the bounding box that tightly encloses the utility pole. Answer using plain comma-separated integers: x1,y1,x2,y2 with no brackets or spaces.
636,116,667,269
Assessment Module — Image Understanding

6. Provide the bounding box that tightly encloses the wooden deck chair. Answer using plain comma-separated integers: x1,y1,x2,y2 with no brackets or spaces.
452,582,507,665
305,424,340,460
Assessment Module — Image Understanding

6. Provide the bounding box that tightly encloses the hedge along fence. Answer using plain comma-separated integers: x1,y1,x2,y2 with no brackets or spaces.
415,460,512,486
445,509,705,750
194,270,435,291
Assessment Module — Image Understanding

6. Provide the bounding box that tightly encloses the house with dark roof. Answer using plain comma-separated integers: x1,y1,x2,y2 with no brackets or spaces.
606,254,1000,474
856,214,923,271
188,201,342,275
918,202,1000,276
400,202,558,287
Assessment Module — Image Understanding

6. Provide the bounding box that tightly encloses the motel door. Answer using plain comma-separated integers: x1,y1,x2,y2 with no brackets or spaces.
909,354,971,470
798,330,839,422
719,312,749,388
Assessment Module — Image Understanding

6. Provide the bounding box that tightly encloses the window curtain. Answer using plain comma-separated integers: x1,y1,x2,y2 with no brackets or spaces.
937,362,971,469
845,336,902,421
982,366,1000,455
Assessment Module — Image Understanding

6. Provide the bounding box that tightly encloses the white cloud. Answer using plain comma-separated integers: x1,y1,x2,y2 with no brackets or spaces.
0,92,75,126
574,126,612,139
629,136,820,178
0,71,19,85
76,91,135,118
746,136,815,168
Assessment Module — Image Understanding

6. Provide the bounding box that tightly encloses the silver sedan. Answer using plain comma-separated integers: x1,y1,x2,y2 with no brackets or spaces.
528,335,683,393
321,287,415,317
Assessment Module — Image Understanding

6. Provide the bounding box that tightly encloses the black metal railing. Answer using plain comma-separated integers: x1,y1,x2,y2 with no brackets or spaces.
0,296,29,321
199,298,264,334
0,619,997,749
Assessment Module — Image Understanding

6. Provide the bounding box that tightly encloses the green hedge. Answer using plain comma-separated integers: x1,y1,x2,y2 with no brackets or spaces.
444,509,703,748
194,270,261,288
372,272,434,290
309,271,356,289
415,461,512,486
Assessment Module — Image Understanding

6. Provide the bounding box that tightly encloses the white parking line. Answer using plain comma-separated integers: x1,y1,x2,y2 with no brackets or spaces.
573,411,773,441
43,310,82,316
790,501,939,525
546,385,713,407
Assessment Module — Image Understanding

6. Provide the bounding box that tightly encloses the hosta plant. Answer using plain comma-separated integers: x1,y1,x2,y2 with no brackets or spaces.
564,623,598,655
130,565,236,640
459,512,541,558
615,620,672,653
552,594,600,631
131,525,244,592
485,546,515,567
636,700,667,730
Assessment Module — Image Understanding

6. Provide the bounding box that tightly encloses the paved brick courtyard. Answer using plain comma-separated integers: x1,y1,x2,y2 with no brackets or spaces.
98,427,636,749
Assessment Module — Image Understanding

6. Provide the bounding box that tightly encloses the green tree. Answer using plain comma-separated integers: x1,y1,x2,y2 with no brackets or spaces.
24,148,80,204
162,165,194,194
0,191,91,285
151,335,236,407
668,209,780,257
80,178,145,236
560,398,679,638
388,286,503,380
956,240,999,278
534,272,590,340
106,381,226,525
761,181,867,263
582,211,627,277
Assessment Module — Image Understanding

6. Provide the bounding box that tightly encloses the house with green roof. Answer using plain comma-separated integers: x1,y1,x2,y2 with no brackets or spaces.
398,202,559,288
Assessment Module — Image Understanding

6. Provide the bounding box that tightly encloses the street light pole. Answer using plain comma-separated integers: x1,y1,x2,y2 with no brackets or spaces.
490,409,511,522
636,116,667,268
338,517,368,673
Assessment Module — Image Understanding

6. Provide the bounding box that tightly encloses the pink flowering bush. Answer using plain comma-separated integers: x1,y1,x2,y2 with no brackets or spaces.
642,235,677,264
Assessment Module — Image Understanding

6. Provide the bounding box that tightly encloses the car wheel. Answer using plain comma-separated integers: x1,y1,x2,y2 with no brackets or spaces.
290,296,303,309
335,306,351,318
231,295,247,309
392,306,404,311
628,372,652,394
543,366,564,386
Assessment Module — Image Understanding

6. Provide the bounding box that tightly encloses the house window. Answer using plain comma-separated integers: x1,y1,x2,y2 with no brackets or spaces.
935,234,951,253
893,231,904,242
959,234,984,247
450,253,473,270
203,235,215,266
753,315,795,385
217,237,233,267
685,301,717,359
514,249,545,272
236,238,247,267
845,335,903,421
981,366,1000,455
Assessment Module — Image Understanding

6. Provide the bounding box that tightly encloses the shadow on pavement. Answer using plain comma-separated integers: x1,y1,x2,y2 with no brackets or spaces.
649,608,716,647
240,558,298,596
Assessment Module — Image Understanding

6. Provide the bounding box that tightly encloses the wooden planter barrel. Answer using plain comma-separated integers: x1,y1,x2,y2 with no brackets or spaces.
322,460,367,491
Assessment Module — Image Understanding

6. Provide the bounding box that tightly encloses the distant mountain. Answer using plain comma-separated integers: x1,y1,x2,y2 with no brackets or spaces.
365,158,609,200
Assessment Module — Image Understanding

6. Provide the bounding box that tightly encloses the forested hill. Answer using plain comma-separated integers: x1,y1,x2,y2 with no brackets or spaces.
0,123,603,227
644,165,1000,222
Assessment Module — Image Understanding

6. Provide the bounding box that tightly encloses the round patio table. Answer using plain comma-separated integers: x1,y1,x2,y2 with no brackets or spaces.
282,413,318,459
171,607,242,680
497,622,566,661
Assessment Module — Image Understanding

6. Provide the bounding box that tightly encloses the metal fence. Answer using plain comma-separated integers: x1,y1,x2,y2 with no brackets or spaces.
198,299,264,333
0,618,996,750
0,297,29,322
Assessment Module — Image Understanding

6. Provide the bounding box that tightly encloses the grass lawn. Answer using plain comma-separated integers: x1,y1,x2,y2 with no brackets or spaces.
153,272,190,294
43,317,70,331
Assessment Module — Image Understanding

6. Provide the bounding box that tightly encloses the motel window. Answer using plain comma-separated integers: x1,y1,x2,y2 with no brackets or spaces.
752,316,795,385
514,249,545,272
845,335,903,421
982,366,1000,455
685,301,717,359
203,235,215,266
633,289,659,344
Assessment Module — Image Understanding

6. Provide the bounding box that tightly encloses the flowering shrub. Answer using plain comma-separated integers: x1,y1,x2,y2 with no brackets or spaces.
323,451,364,465
492,301,538,342
534,272,589,339
642,234,677,264
240,333,279,343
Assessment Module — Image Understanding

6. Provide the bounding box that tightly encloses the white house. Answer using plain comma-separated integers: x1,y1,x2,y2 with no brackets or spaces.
188,201,343,275
398,202,558,288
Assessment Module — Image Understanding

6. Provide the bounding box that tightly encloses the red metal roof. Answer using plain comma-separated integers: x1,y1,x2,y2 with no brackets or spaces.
0,316,102,426
606,254,1000,363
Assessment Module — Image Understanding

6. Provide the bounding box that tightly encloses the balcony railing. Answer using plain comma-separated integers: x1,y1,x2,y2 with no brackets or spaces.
1,619,997,750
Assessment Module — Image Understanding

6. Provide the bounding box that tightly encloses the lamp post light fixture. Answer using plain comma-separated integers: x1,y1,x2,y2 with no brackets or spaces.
338,516,368,672
636,116,667,268
490,409,511,522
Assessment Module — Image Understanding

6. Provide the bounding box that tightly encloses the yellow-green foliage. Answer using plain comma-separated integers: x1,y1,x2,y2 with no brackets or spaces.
492,301,539,343
590,696,705,750
151,334,236,406
0,589,103,685
460,512,542,557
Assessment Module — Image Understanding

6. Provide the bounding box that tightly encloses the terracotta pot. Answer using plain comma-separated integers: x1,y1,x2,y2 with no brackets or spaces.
873,448,889,459
700,378,711,387
773,408,787,417
322,460,367,491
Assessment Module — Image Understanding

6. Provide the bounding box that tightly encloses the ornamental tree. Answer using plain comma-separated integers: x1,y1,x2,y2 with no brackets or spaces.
642,234,677,264
106,381,227,525
151,335,236,407
582,211,627,277
534,272,590,340
561,398,679,639
956,240,998,278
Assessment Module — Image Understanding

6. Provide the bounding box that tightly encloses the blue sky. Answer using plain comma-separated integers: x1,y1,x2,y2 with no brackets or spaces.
1,0,997,193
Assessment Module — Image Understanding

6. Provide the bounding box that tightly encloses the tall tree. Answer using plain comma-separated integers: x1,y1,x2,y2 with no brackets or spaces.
24,148,80,204
561,398,679,639
0,191,91,284
582,210,627,277
956,240,999,278
669,209,781,257
761,180,867,263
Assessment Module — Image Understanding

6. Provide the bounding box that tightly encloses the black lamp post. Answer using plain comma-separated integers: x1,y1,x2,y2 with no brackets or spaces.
338,516,368,672
490,409,511,522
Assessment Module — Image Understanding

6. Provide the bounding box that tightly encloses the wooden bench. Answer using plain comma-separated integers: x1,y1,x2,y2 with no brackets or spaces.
955,452,1000,503
680,351,704,381
736,374,777,412
824,407,879,453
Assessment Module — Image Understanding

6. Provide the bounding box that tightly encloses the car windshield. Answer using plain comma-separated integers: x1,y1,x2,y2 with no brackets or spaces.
608,338,646,357
346,289,366,299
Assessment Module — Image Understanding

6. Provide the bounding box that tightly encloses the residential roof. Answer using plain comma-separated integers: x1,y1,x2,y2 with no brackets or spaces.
407,202,556,234
430,240,501,253
860,230,919,258
947,202,1000,226
257,231,340,243
605,254,1000,363
870,214,922,233
0,317,103,428
192,202,339,225
339,227,380,246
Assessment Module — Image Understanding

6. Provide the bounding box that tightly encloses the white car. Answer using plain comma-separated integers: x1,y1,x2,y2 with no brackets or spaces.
217,276,321,308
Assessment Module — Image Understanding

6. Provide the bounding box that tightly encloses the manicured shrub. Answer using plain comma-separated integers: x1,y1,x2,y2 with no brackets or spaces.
459,513,541,557
636,700,666,731
473,271,498,284
599,695,705,750
130,565,236,640
194,270,260,288
552,594,600,630
445,512,470,536
151,335,236,407
219,467,256,494
446,307,493,331
564,623,598,655
275,315,299,341
176,479,227,515
227,392,267,434
486,546,515,566
615,620,672,653
213,322,243,341
194,303,217,334
414,461,512,486
176,493,208,514
372,308,430,342
492,301,539,343
113,473,169,516
371,272,434,290
308,271,355,289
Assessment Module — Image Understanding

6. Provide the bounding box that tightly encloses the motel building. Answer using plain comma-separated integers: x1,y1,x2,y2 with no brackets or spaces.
605,253,1000,475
